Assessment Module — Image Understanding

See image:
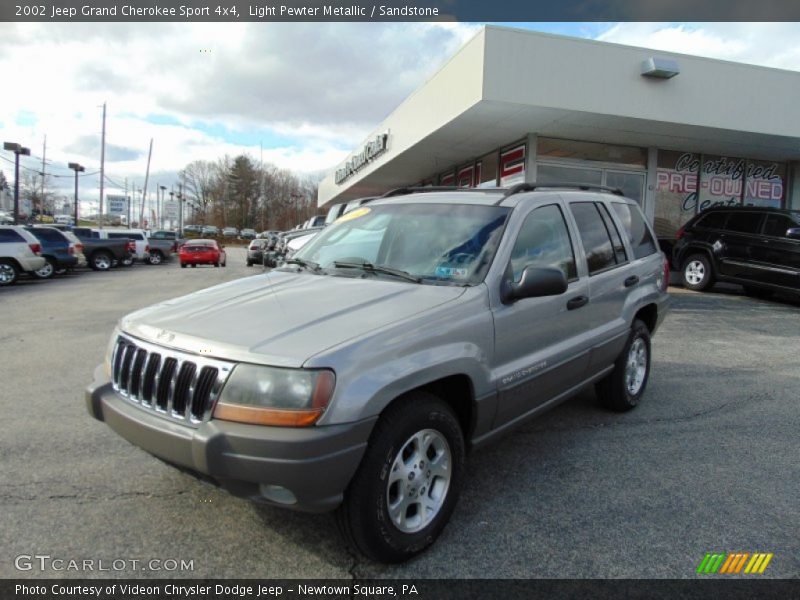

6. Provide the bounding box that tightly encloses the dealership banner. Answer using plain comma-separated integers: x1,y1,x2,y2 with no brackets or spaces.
4,579,800,600
4,0,800,22
106,195,128,216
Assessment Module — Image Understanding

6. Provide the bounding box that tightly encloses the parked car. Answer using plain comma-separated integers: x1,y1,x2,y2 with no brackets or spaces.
100,229,149,263
267,227,324,267
87,184,669,563
24,225,86,279
0,225,46,286
673,206,800,298
240,228,257,240
179,239,227,268
145,237,178,265
246,239,267,267
72,227,135,271
183,225,203,234
201,225,219,236
284,231,320,261
149,230,185,247
324,202,347,225
54,215,75,225
222,227,239,238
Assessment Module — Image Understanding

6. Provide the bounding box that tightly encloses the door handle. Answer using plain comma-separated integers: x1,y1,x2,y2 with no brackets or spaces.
624,275,640,288
567,295,589,310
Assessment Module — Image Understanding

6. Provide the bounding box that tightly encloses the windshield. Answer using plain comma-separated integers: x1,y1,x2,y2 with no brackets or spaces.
294,202,510,285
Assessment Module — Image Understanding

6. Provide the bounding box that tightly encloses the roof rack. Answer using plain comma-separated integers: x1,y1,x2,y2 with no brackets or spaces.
379,186,500,199
495,182,625,205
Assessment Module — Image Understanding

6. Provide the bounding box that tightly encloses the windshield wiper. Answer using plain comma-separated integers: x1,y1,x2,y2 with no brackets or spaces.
283,257,321,272
332,261,421,283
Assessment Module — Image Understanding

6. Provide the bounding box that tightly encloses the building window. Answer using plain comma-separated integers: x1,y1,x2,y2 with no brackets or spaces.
439,170,455,186
457,165,475,188
538,137,647,168
744,159,785,208
478,151,499,188
500,143,525,186
655,151,700,240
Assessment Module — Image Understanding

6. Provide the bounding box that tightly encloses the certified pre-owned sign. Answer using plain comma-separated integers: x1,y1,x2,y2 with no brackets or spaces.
335,132,389,185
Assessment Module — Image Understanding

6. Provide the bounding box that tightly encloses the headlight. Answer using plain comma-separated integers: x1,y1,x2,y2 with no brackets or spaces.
213,364,335,427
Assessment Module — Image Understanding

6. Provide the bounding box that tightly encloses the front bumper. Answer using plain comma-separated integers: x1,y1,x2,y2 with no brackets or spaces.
86,367,374,512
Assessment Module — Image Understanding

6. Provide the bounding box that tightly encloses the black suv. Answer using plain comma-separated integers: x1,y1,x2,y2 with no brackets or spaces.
673,206,800,297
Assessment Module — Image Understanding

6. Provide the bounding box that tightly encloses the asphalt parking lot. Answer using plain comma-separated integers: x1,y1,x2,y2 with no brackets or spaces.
1,250,798,579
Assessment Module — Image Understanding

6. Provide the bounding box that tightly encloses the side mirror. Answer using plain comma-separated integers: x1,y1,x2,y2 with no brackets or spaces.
501,266,568,304
786,227,800,240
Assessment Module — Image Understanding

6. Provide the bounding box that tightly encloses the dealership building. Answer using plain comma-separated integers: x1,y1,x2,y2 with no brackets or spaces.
318,26,800,244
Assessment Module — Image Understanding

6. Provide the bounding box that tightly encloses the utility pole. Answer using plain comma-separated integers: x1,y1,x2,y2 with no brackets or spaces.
140,138,152,226
124,177,129,225
177,180,183,235
98,102,107,228
40,134,46,218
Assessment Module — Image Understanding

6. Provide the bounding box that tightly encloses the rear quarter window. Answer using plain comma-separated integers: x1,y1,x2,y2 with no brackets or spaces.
610,202,658,259
0,229,25,243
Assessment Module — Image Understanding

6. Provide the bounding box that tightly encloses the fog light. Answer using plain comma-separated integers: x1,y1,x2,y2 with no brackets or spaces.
259,484,297,505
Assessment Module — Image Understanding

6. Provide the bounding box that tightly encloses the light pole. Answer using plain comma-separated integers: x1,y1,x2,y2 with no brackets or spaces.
4,142,31,224
158,185,166,229
168,190,174,229
176,191,184,235
67,162,85,223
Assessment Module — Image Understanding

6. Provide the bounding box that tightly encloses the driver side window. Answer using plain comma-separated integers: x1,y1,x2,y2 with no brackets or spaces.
509,204,577,282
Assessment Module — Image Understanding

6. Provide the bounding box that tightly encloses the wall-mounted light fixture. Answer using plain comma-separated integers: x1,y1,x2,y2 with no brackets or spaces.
642,57,680,79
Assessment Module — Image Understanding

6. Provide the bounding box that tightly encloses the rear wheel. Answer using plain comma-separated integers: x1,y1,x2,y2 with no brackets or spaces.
0,260,19,286
90,251,112,271
191,264,197,268
148,251,164,265
337,391,465,563
180,263,187,269
246,260,252,267
596,319,651,412
121,256,134,267
33,257,56,280
682,254,714,291
214,262,219,267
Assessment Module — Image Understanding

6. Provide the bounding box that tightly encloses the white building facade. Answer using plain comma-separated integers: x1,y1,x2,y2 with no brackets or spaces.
319,26,800,246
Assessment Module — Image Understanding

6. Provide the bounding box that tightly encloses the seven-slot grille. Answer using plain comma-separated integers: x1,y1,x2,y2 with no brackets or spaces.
110,334,233,426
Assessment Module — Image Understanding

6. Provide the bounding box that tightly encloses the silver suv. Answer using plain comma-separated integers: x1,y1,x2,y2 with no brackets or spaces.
86,185,670,562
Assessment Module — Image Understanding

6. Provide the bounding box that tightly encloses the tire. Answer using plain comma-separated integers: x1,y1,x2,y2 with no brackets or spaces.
33,257,56,280
148,251,164,265
222,260,226,267
743,286,773,299
682,254,714,291
214,262,219,267
181,263,187,269
596,319,651,412
90,250,113,271
191,264,197,268
336,391,465,563
246,260,252,267
0,259,19,286
121,257,134,267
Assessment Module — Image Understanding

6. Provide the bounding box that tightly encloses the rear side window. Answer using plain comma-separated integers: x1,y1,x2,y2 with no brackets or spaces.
29,228,65,242
610,202,658,259
695,211,728,230
569,202,618,274
597,203,627,264
725,212,762,234
0,229,25,243
763,214,797,238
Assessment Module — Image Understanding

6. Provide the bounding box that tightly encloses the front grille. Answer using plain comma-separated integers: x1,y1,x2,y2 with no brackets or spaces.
110,334,234,426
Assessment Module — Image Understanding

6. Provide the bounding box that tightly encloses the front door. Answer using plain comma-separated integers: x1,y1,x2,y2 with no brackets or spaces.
491,203,591,427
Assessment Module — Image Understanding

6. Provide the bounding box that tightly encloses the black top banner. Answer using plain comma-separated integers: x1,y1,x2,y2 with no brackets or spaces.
4,0,800,22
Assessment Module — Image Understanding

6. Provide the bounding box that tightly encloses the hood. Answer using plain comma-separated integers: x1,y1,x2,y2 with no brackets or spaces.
120,271,466,367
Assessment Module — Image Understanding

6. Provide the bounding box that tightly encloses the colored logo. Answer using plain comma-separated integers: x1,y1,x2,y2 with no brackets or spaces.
697,552,773,574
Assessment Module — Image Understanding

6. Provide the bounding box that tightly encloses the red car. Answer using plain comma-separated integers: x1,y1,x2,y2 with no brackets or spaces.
179,239,227,268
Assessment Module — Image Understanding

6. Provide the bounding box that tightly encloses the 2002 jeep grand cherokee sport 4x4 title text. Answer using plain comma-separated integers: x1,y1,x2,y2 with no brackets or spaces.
87,184,670,563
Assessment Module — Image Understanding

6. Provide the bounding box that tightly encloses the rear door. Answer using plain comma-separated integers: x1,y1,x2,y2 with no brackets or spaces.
752,213,800,290
566,199,633,376
491,202,590,426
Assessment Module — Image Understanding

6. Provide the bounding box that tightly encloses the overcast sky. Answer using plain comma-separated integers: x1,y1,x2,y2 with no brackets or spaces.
1,21,799,207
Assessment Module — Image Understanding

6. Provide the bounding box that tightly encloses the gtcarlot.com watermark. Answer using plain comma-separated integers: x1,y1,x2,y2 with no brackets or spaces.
14,554,194,573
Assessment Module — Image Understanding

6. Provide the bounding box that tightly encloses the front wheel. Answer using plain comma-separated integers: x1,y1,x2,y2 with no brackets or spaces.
121,256,134,267
682,254,714,291
180,263,187,269
337,392,465,563
596,319,651,412
0,260,19,286
246,260,252,267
